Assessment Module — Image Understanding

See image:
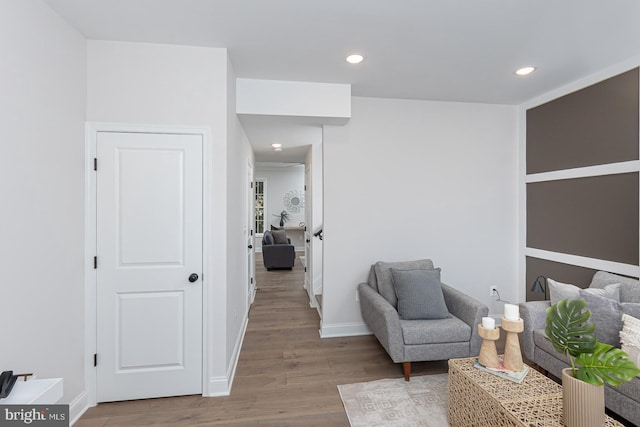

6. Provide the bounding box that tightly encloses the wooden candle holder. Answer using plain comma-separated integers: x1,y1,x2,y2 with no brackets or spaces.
478,324,500,369
501,316,524,372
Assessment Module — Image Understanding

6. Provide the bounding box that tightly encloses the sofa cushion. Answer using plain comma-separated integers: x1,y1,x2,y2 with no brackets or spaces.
374,259,435,308
579,290,623,347
400,315,471,345
391,268,448,320
533,328,572,365
271,229,289,244
622,303,640,319
590,271,640,303
262,231,274,245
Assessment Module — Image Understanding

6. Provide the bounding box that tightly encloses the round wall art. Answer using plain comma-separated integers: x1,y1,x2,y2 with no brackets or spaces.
283,190,304,213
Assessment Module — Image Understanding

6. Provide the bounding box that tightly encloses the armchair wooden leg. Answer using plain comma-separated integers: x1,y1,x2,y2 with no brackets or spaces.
403,362,411,381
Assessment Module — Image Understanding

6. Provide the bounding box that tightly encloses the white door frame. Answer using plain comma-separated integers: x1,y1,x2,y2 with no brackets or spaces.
246,160,256,305
84,122,212,406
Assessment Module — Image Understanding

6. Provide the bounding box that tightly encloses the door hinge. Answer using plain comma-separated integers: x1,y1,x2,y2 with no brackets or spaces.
250,229,254,236
251,182,254,189
93,256,97,269
304,267,307,272
304,184,307,191
93,158,97,171
251,277,254,284
93,353,97,367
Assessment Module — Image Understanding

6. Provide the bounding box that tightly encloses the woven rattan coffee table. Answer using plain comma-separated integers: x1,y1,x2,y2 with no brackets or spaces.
448,357,624,426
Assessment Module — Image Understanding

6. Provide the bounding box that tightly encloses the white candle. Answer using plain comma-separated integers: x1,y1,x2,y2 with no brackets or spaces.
482,317,495,330
504,303,520,321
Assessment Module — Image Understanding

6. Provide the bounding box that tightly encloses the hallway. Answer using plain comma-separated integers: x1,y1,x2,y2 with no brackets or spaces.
77,253,448,425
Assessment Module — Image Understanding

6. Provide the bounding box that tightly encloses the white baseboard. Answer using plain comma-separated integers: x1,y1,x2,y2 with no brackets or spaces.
206,376,232,397
320,322,371,338
69,391,90,426
204,313,249,397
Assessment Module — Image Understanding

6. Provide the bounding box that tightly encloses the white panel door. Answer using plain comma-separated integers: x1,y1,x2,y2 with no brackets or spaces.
96,131,202,402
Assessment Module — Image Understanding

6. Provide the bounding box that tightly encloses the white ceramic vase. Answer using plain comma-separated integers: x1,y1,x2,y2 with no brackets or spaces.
562,367,605,427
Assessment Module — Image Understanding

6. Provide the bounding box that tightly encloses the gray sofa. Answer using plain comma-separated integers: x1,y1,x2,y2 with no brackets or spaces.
520,271,640,425
358,259,488,380
261,230,295,270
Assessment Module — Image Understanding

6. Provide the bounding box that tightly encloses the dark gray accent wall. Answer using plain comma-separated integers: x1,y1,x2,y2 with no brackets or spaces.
527,173,639,265
526,257,596,301
527,68,639,174
525,68,639,301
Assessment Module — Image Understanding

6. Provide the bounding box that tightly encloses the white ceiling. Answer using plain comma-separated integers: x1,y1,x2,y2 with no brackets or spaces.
44,0,640,161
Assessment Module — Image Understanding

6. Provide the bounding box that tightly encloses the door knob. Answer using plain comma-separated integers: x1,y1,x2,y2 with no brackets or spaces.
248,244,253,249
188,273,199,283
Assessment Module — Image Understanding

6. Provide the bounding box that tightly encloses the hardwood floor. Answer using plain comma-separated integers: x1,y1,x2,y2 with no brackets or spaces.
76,253,457,426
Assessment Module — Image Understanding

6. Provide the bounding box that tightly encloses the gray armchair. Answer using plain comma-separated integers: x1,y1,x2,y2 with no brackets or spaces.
262,230,295,270
358,259,488,381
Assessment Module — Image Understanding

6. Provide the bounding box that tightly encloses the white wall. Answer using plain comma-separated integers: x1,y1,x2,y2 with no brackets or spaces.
86,40,234,394
237,79,351,120
0,0,86,406
256,165,306,229
322,96,519,336
225,58,254,372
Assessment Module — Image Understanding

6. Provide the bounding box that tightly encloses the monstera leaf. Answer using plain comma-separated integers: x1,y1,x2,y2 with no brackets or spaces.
575,342,640,386
545,299,596,359
546,298,640,386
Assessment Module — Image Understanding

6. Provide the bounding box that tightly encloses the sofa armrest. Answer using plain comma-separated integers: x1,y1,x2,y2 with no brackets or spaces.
357,283,404,362
519,300,550,361
442,283,488,356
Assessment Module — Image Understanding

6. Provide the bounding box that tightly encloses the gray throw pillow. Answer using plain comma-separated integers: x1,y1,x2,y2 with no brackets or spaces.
374,259,435,308
391,268,449,320
271,230,288,244
584,283,621,301
579,290,623,347
548,278,582,305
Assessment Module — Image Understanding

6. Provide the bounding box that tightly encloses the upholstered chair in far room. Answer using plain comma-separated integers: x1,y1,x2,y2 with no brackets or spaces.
261,230,295,270
358,259,488,381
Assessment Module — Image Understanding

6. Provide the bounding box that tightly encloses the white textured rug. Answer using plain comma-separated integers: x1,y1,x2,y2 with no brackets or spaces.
337,374,449,427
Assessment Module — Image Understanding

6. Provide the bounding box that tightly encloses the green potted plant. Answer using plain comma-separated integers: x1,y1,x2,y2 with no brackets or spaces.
273,210,290,227
546,298,640,427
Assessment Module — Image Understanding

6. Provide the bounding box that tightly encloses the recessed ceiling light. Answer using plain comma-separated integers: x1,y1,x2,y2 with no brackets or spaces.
515,66,536,76
271,143,282,148
346,54,365,64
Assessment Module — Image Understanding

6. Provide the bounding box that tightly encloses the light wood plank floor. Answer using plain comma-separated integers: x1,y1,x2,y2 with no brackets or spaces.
76,253,480,426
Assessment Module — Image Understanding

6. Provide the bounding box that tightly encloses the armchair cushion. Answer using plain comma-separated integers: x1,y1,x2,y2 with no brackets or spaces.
400,316,471,345
373,259,435,308
391,268,448,320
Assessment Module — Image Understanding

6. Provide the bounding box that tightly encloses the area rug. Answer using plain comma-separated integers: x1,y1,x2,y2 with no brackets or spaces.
337,374,449,427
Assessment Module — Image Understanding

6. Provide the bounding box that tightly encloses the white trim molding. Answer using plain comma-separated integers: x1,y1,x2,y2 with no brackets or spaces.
319,322,371,338
69,391,89,426
525,247,640,278
526,160,640,184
